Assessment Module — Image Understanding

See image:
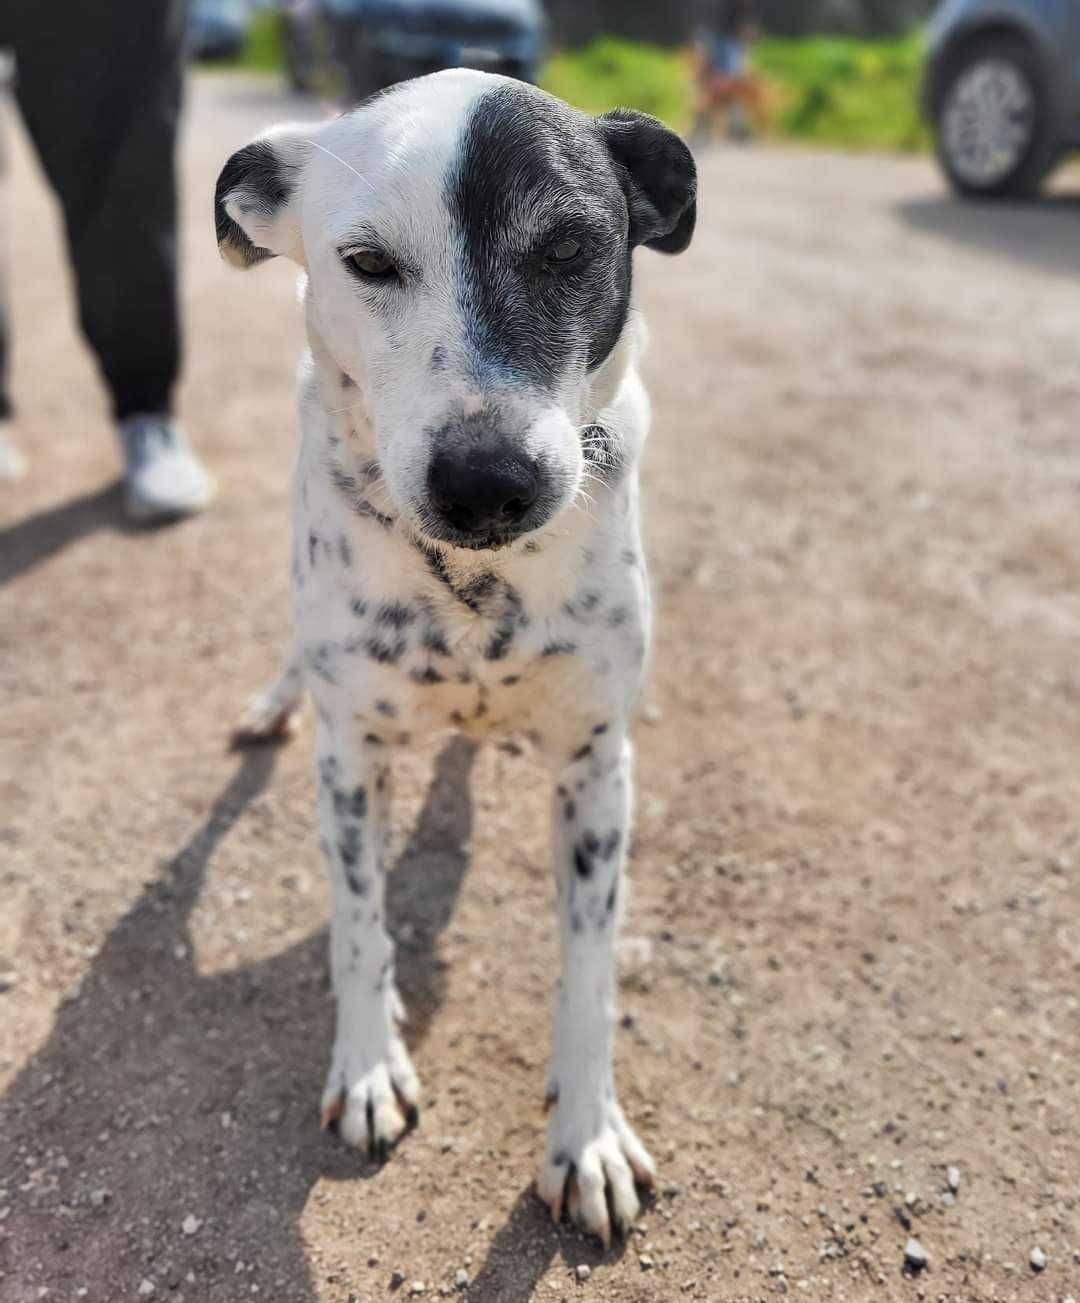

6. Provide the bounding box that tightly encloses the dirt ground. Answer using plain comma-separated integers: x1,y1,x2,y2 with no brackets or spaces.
2,73,1080,1303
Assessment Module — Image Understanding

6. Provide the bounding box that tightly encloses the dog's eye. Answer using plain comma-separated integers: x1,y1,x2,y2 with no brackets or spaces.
348,249,397,279
544,238,584,267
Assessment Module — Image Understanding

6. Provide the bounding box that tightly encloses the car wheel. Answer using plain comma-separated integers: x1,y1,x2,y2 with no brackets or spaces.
934,34,1056,199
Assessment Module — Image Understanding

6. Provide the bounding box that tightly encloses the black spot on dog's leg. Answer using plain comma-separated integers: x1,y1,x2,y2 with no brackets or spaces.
308,531,319,568
429,344,447,372
339,534,353,568
564,800,576,822
309,643,338,686
571,743,592,763
341,370,356,388
375,699,397,718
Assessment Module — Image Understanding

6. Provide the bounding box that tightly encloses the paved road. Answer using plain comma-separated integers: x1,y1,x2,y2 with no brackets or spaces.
2,74,1079,1302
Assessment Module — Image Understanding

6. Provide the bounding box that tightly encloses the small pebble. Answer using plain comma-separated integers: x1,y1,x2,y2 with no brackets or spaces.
904,1237,928,1272
1030,1246,1046,1272
181,1215,202,1237
454,1269,469,1290
391,1270,406,1287
576,1264,591,1281
138,1282,155,1297
410,1283,426,1296
90,1188,110,1209
946,1166,960,1193
639,1254,654,1270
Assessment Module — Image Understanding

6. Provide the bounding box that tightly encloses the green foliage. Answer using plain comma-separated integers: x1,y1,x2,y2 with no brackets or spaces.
540,38,693,129
540,33,930,152
755,34,929,150
242,10,286,73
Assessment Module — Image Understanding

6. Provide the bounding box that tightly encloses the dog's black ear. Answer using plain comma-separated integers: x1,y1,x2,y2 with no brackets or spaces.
214,127,313,269
596,109,697,254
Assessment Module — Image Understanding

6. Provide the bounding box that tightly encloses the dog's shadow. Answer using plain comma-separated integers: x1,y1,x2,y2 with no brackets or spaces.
0,736,605,1299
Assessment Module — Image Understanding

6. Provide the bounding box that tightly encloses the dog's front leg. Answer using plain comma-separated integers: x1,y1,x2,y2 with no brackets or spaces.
539,735,656,1245
316,723,419,1157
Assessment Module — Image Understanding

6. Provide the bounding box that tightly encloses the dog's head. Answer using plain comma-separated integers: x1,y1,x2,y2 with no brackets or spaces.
216,71,696,551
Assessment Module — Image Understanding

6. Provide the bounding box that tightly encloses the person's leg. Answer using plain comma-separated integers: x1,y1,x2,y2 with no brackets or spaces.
10,0,213,516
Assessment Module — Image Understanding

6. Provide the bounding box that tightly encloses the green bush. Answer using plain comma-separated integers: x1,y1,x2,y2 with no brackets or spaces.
540,37,692,129
540,33,929,152
755,34,929,150
243,10,286,73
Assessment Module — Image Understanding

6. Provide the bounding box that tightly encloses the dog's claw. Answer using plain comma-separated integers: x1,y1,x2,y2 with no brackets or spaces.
232,681,303,749
320,1092,344,1131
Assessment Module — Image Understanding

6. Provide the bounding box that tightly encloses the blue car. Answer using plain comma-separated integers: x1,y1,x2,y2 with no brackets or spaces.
190,0,249,60
923,0,1080,197
283,0,546,100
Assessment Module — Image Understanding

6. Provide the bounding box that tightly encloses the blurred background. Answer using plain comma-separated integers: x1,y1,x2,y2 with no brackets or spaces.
188,0,1078,195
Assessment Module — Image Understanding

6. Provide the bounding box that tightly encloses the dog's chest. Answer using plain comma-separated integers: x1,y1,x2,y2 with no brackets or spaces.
293,496,646,751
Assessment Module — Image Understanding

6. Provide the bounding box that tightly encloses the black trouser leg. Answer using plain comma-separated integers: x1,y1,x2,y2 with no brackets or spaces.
7,0,188,421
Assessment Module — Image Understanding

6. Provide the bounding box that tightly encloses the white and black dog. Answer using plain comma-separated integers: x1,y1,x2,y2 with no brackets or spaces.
215,69,695,1245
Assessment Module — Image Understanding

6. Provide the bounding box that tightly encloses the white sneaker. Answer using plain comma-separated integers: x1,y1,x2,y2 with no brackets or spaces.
0,425,27,481
118,414,216,523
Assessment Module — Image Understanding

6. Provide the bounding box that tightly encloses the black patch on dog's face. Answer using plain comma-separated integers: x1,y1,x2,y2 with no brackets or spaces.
449,83,634,385
448,85,696,387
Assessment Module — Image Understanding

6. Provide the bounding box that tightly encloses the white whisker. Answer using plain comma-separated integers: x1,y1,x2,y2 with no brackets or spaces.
305,139,376,193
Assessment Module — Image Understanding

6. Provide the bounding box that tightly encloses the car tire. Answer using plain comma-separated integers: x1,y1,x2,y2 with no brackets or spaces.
933,33,1057,199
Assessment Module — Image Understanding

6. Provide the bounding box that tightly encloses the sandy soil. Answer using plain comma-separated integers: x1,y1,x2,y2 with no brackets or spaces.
2,73,1079,1303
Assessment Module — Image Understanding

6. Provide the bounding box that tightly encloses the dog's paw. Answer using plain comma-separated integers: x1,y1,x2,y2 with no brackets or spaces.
320,1029,420,1161
231,683,302,748
537,1098,656,1247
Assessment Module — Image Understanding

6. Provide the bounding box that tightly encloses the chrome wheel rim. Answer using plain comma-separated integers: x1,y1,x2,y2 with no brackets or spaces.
942,58,1035,187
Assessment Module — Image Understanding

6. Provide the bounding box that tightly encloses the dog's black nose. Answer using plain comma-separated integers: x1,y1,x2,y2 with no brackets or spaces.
428,447,540,537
